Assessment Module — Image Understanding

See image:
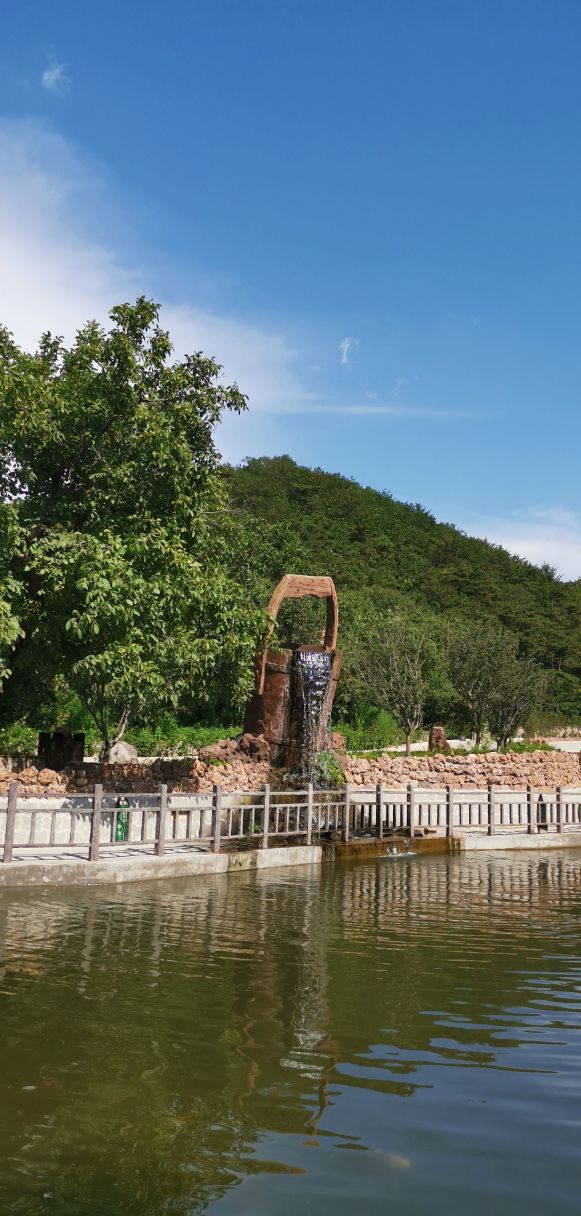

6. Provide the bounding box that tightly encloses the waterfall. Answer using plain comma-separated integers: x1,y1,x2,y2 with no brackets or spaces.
293,648,333,782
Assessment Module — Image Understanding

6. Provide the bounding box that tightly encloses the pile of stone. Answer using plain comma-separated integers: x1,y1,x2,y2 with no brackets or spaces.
342,748,581,791
0,764,66,797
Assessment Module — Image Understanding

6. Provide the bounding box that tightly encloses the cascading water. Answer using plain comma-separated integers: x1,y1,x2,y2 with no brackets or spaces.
243,575,341,774
293,648,333,782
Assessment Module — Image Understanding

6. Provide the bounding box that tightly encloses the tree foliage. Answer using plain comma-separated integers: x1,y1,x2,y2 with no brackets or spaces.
487,654,547,749
358,613,438,754
447,622,511,745
0,299,271,754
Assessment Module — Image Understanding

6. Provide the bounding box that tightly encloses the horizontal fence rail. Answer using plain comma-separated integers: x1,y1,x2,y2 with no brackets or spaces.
2,781,581,863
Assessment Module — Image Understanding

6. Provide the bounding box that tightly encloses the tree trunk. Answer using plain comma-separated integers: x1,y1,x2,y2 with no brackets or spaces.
99,737,112,762
475,728,481,748
405,732,411,757
100,706,130,762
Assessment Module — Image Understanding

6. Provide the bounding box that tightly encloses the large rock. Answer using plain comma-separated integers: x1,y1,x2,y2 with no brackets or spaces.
108,741,138,763
428,724,450,752
18,766,38,785
237,733,271,762
199,738,238,761
37,768,59,786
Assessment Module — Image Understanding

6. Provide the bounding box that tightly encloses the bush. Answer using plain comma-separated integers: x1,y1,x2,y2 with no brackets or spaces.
0,712,243,759
0,721,38,755
313,751,345,788
334,705,404,751
124,719,242,756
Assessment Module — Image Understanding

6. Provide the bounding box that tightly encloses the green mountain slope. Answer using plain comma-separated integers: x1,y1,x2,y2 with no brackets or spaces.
224,456,581,718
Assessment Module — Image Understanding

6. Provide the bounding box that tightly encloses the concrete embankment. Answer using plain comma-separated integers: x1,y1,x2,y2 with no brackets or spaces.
3,832,581,889
0,843,323,888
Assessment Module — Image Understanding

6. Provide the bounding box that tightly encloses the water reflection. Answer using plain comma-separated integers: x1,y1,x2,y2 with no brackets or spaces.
0,852,580,1215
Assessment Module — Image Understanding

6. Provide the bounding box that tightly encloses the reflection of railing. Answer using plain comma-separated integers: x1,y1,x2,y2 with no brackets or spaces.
2,780,581,863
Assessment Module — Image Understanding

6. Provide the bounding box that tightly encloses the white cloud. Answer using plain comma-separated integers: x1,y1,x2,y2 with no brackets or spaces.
41,60,71,97
0,117,481,467
339,336,359,366
0,118,314,460
465,508,581,580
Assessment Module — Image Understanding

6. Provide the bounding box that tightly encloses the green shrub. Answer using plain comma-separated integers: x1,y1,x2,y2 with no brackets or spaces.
124,718,242,756
335,705,404,751
0,722,38,755
314,750,345,788
501,739,555,754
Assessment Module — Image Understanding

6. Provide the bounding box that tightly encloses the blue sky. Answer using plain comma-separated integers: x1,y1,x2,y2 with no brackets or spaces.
1,1,581,574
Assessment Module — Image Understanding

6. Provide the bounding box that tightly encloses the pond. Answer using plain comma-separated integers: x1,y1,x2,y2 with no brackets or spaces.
1,851,580,1215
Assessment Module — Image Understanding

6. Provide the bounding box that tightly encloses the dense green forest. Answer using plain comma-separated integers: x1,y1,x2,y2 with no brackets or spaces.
225,456,581,726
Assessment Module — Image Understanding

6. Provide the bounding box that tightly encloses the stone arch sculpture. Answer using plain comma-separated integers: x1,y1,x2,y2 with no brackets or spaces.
258,574,339,694
244,574,341,772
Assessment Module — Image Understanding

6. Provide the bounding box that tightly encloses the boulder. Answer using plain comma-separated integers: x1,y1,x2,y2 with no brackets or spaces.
108,741,138,763
428,724,450,752
199,739,238,761
18,766,38,785
237,733,271,762
37,768,59,786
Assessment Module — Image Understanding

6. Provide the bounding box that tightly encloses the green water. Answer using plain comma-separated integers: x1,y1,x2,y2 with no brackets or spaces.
1,852,580,1215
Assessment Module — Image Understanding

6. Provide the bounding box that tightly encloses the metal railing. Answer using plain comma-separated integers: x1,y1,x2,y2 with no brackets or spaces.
3,780,581,862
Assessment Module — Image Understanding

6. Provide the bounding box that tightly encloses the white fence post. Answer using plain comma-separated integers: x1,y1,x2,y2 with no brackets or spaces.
343,784,350,842
89,784,103,862
446,785,454,838
3,781,17,864
154,784,168,857
527,785,536,835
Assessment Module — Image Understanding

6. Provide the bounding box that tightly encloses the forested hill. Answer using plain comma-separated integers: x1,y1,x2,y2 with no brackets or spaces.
224,456,581,716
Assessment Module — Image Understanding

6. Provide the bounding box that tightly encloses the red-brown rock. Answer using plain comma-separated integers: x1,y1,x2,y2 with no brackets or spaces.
428,724,450,752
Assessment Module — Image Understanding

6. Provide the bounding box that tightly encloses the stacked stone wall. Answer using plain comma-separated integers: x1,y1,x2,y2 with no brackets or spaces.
0,756,270,797
1,748,580,798
342,749,581,791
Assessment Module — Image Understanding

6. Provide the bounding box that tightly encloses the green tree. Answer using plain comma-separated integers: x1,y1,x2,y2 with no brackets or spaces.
447,622,513,746
488,654,546,748
359,613,437,754
0,504,22,685
449,623,547,748
0,298,263,755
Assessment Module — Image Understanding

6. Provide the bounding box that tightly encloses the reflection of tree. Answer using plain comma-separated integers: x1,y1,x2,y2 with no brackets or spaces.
0,853,579,1212
324,854,581,1089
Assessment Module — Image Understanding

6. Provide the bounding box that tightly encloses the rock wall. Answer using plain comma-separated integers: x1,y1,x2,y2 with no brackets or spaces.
343,749,581,791
2,748,580,798
0,756,270,798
